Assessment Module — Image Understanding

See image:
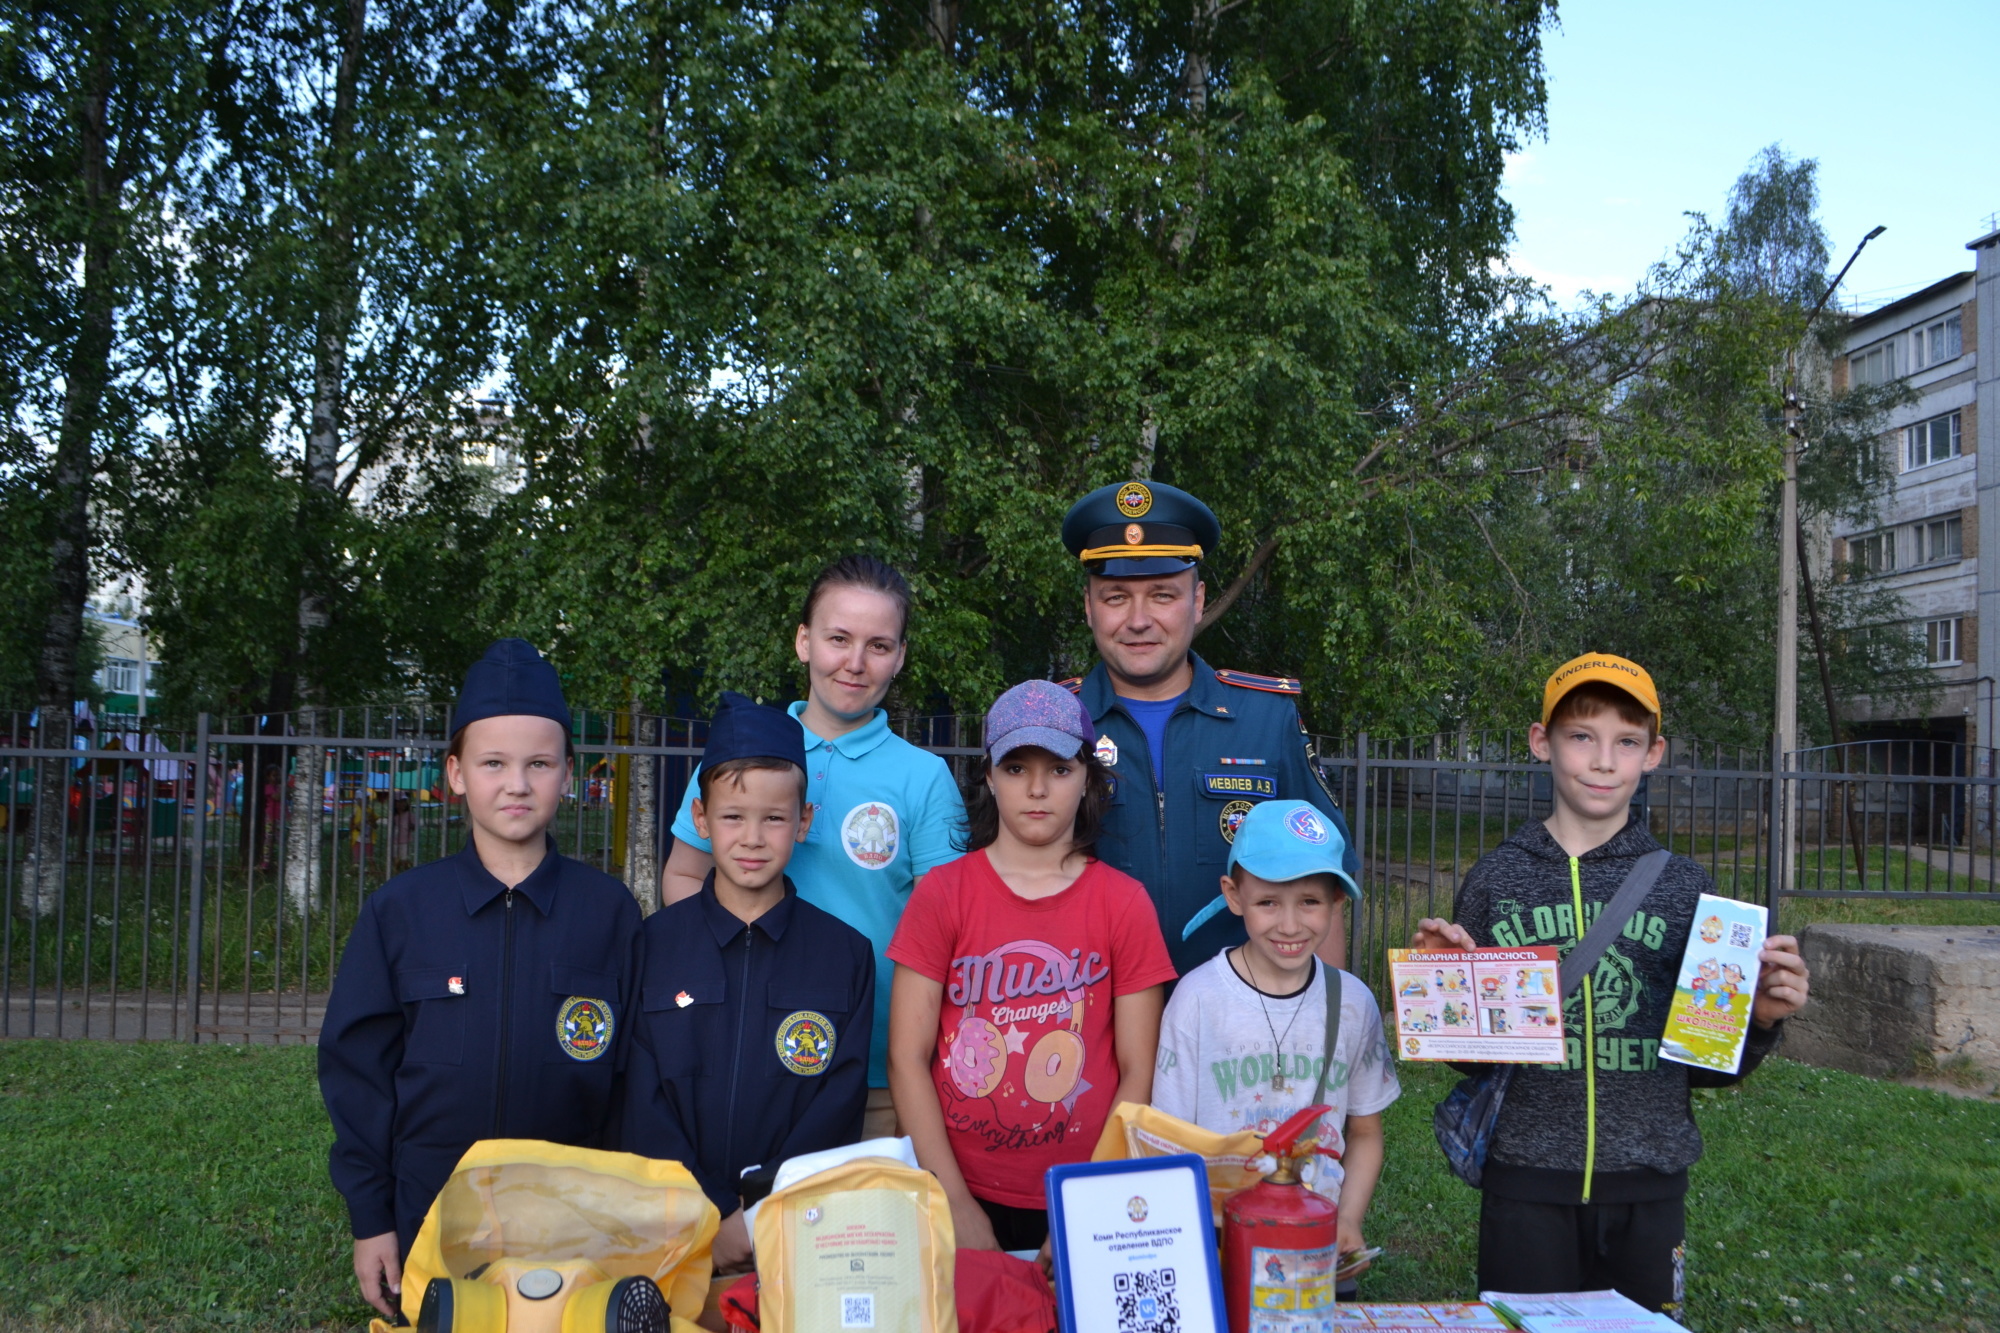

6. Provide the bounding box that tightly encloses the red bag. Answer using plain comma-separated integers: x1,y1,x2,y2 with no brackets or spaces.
716,1251,1055,1333
954,1249,1057,1333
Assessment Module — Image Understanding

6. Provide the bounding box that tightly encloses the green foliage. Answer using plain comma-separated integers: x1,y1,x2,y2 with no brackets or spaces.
1,7,1926,753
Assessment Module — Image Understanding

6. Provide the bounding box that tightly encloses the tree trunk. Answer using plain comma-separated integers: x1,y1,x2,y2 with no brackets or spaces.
26,40,119,918
282,0,367,915
925,0,958,55
624,703,660,914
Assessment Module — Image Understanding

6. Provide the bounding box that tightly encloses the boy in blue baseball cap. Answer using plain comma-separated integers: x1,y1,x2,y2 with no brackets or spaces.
1152,799,1400,1288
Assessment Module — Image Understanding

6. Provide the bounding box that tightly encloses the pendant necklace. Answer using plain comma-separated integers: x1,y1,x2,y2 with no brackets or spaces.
1240,946,1307,1093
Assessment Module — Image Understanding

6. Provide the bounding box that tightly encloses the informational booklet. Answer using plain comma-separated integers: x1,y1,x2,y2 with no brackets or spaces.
1658,892,1767,1074
1479,1289,1681,1331
1387,947,1566,1063
1324,1303,1510,1328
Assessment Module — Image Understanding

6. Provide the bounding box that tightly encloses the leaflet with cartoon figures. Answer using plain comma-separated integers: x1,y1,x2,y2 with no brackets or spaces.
1386,947,1565,1063
1658,893,1767,1074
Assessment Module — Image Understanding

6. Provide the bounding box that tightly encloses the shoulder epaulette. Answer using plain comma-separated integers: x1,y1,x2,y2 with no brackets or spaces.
1213,668,1302,695
1057,676,1084,694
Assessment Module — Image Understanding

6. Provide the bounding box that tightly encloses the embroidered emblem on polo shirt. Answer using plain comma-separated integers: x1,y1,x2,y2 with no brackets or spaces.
556,996,613,1061
841,801,899,870
776,1010,836,1076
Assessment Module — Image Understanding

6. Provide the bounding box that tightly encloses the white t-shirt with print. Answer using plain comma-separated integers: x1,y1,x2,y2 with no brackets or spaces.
1153,950,1400,1203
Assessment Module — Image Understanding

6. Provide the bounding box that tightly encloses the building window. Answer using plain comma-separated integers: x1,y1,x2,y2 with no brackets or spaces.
1849,529,1896,575
1924,617,1963,665
1911,313,1963,371
1850,338,1899,387
1914,515,1963,564
100,658,141,695
1905,411,1962,469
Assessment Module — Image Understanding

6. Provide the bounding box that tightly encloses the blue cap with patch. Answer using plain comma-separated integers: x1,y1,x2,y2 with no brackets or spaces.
1226,799,1360,900
1061,479,1222,577
452,638,573,739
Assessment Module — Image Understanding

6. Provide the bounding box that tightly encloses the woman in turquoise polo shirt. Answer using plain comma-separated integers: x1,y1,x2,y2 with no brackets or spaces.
662,555,967,1135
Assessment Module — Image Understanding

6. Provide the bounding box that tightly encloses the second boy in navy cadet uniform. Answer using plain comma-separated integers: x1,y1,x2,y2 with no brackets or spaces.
624,692,875,1275
318,639,643,1320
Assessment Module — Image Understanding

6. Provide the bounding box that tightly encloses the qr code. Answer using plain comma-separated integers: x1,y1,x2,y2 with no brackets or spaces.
1729,923,1753,948
1113,1266,1180,1333
841,1292,874,1328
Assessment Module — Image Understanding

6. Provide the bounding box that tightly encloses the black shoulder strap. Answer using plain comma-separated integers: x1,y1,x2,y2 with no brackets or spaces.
1557,849,1671,1000
1311,959,1342,1106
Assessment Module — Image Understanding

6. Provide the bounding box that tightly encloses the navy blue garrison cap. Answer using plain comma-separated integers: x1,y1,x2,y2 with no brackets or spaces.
703,691,807,773
451,638,573,738
1061,480,1221,577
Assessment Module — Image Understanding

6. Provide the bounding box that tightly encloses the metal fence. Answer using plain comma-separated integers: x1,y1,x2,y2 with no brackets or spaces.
4,712,1994,1043
1320,732,2000,998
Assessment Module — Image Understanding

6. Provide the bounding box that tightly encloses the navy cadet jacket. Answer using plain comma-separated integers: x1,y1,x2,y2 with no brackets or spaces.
622,874,874,1216
1073,653,1359,977
318,839,642,1253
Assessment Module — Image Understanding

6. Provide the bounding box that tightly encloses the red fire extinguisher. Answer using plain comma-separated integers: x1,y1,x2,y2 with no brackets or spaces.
1221,1103,1341,1333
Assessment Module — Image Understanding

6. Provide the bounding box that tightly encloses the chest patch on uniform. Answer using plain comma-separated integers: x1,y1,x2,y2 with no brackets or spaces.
1095,734,1119,766
556,996,613,1061
841,801,899,869
776,1010,836,1076
1203,773,1275,798
1219,800,1253,843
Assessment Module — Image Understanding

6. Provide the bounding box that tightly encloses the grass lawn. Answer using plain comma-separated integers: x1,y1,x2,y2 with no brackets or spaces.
0,1042,1994,1331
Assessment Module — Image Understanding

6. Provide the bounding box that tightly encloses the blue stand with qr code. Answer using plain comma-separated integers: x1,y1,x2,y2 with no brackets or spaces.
1046,1154,1227,1333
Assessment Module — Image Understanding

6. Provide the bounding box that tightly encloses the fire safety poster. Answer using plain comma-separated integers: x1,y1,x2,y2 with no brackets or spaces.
1386,947,1566,1063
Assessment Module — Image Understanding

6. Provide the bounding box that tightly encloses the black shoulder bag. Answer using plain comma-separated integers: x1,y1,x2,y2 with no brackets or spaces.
1431,849,1670,1187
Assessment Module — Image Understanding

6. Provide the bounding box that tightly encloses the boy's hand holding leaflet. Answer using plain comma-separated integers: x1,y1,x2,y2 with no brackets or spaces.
1752,935,1809,1027
1411,918,1475,952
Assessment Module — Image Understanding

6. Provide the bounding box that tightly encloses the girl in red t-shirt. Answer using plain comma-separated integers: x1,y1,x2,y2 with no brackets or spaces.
887,679,1175,1260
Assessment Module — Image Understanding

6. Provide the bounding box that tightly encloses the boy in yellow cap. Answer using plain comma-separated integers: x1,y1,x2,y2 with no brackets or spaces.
1412,654,1810,1316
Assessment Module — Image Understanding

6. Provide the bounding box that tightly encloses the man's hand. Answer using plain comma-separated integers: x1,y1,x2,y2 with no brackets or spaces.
1752,935,1809,1029
353,1232,403,1320
1411,919,1475,952
713,1208,755,1274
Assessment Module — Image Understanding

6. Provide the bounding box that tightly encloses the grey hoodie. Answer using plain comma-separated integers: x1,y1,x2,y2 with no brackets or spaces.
1451,817,1782,1204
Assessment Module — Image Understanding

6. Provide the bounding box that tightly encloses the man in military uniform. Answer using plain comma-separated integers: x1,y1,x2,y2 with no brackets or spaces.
1060,480,1358,977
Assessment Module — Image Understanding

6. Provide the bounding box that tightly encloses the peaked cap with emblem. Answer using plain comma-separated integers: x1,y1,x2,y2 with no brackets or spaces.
1061,479,1221,577
451,637,573,738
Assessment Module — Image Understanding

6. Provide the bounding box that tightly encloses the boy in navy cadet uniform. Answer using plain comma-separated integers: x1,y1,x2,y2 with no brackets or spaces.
318,640,643,1320
1059,480,1359,978
623,692,874,1276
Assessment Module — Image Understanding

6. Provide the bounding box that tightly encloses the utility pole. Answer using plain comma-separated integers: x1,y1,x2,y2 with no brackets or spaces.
1775,224,1885,901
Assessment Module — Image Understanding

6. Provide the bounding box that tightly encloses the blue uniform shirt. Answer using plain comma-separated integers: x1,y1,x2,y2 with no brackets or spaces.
318,839,642,1252
622,875,874,1214
670,702,964,1086
1075,654,1358,977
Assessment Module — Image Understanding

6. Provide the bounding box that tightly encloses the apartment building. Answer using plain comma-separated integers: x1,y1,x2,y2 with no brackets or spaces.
1830,227,1996,752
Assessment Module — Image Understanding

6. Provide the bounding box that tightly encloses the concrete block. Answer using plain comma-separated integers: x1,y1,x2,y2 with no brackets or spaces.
1786,924,2000,1079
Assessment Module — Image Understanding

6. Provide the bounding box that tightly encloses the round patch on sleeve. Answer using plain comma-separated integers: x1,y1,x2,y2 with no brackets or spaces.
776,1010,836,1076
556,996,613,1061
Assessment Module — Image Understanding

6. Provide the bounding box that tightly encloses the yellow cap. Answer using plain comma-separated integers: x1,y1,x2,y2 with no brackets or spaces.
1541,653,1661,726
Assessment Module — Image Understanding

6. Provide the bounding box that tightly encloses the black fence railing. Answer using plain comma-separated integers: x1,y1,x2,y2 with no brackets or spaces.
3,714,1991,1042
